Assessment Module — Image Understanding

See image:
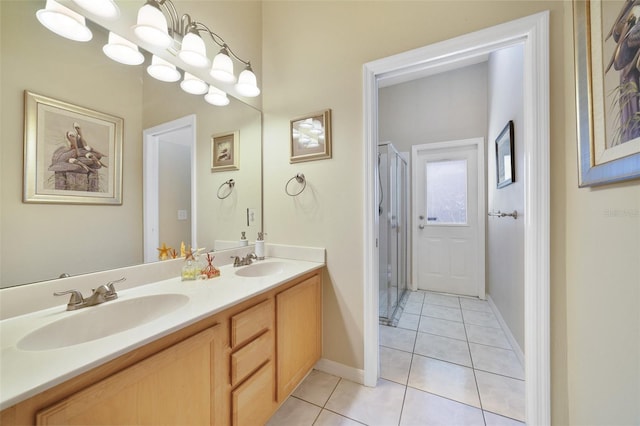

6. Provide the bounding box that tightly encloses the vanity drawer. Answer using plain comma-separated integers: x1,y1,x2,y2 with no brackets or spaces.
230,330,272,386
231,361,275,426
230,299,273,348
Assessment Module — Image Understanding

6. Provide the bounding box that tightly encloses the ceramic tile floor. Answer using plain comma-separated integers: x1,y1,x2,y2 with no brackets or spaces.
267,291,525,426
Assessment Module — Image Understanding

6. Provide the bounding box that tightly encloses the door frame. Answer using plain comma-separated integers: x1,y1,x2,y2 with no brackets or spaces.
363,11,550,425
143,115,197,263
411,138,486,299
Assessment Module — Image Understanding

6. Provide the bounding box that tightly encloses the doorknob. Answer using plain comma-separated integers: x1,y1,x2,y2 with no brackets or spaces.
419,215,424,220
418,224,425,230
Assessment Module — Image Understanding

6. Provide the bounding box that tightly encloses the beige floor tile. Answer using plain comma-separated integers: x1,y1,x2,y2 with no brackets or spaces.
400,387,485,426
418,315,467,340
397,312,420,331
293,370,341,407
408,354,480,407
483,411,526,426
406,290,425,304
380,346,412,385
403,300,423,315
462,309,501,328
459,297,493,313
325,378,405,426
414,332,472,367
465,323,512,349
476,370,525,422
314,410,364,426
422,304,463,322
469,343,524,380
424,292,461,308
379,324,416,352
266,396,321,426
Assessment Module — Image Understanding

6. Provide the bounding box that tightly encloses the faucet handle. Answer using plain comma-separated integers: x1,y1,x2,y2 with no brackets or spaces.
54,289,85,310
105,277,125,296
231,256,242,267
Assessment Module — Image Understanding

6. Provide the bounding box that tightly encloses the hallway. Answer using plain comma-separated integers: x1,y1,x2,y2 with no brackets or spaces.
268,291,525,425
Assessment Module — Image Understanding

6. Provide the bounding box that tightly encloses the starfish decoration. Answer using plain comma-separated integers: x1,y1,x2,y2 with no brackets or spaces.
157,243,171,261
184,246,195,261
169,248,178,259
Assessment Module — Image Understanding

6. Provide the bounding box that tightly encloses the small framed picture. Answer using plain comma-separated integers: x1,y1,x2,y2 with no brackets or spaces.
211,131,239,172
23,91,123,204
290,109,332,163
495,120,515,189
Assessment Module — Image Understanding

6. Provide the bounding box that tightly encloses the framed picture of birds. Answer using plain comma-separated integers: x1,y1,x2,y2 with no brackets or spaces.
573,0,640,186
23,91,123,204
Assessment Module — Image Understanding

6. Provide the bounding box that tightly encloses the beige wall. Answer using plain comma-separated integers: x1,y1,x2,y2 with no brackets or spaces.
262,1,640,424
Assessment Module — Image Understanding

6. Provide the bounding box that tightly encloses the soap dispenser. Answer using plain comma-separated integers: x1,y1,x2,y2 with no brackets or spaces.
255,232,266,260
239,231,248,247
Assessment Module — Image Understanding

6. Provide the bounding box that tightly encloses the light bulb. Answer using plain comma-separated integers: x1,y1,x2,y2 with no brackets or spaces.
179,31,210,68
210,49,235,83
181,73,209,95
133,2,172,48
147,55,181,82
204,86,230,106
235,66,260,97
103,32,144,65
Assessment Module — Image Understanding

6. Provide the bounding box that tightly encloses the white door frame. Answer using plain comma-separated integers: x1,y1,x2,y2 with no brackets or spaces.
143,115,197,263
363,12,550,425
411,138,486,299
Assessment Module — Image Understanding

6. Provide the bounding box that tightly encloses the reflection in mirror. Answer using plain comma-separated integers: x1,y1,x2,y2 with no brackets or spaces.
0,1,262,288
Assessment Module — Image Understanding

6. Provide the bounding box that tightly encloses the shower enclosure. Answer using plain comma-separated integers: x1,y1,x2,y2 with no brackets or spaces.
378,142,409,325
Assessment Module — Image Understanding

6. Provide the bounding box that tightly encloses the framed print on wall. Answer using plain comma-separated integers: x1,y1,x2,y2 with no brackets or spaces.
496,120,515,189
23,91,123,205
211,131,239,172
290,109,332,163
573,0,640,186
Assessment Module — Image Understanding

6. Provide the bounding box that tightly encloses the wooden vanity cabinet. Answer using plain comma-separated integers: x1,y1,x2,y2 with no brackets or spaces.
0,269,322,426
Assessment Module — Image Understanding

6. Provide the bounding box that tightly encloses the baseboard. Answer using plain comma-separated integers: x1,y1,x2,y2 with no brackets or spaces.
314,358,365,385
487,295,525,368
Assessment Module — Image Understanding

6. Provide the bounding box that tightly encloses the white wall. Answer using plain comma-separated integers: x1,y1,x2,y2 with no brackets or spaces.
486,45,525,352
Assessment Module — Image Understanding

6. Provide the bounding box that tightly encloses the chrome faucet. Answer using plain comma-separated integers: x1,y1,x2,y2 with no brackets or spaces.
231,253,258,267
54,277,125,311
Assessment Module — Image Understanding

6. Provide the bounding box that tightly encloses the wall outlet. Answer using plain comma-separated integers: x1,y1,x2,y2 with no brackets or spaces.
177,209,188,220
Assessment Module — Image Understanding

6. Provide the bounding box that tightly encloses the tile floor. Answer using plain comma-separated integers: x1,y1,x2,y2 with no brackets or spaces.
267,291,525,426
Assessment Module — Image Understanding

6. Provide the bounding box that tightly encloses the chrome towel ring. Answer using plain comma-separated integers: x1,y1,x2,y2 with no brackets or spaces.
217,179,235,199
285,173,306,197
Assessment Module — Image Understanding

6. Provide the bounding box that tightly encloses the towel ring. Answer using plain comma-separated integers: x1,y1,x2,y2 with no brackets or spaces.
217,179,235,200
285,173,306,197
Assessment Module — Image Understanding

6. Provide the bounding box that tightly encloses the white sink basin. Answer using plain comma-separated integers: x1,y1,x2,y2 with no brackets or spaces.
235,261,286,277
17,294,189,351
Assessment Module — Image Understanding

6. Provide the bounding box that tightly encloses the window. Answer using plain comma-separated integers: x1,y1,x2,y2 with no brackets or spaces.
425,159,467,225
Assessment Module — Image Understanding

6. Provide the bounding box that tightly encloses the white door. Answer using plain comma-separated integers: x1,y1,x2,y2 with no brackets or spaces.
412,138,485,298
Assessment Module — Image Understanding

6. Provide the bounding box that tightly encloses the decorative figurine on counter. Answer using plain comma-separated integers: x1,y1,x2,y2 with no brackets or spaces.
201,253,220,279
180,241,186,258
157,243,172,261
169,248,178,259
181,246,197,281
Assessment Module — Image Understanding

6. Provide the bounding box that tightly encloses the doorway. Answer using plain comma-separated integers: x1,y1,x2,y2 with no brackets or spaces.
363,12,550,425
143,115,197,263
412,139,485,298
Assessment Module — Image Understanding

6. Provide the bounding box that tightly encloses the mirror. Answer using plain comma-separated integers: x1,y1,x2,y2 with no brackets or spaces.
0,1,262,288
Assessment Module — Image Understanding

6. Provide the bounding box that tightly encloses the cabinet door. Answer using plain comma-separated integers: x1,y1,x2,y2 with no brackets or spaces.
276,274,322,401
36,326,221,425
231,361,275,426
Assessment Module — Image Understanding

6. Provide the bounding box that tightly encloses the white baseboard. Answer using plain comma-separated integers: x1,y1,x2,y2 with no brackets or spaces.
487,295,525,368
314,358,365,385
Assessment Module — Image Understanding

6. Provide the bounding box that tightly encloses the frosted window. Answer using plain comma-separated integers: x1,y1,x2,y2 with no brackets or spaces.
425,159,467,224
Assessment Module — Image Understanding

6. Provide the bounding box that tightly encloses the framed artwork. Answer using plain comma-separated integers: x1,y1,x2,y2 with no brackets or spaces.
23,91,123,204
211,131,239,172
496,120,515,189
290,109,332,163
573,0,640,186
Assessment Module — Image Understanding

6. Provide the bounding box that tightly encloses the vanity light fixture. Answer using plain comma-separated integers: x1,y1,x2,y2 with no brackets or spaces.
147,55,181,82
181,72,209,95
36,0,93,42
205,86,230,106
178,29,210,68
210,47,235,83
103,32,145,65
133,1,173,48
71,0,120,20
235,64,261,97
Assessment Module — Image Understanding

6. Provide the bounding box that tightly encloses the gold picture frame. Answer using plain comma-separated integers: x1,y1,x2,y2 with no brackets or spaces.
573,0,640,186
290,109,332,163
211,131,239,172
23,91,123,204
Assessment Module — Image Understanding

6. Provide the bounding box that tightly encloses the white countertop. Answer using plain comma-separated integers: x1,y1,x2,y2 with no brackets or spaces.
0,257,324,410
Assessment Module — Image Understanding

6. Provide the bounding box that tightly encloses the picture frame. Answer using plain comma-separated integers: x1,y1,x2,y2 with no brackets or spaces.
573,0,640,186
495,120,515,189
23,91,123,205
211,131,239,172
290,109,332,163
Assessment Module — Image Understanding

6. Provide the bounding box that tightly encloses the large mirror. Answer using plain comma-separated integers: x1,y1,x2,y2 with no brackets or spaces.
0,1,262,288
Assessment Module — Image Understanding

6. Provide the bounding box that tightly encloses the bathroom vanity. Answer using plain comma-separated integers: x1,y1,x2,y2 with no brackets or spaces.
0,257,323,425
